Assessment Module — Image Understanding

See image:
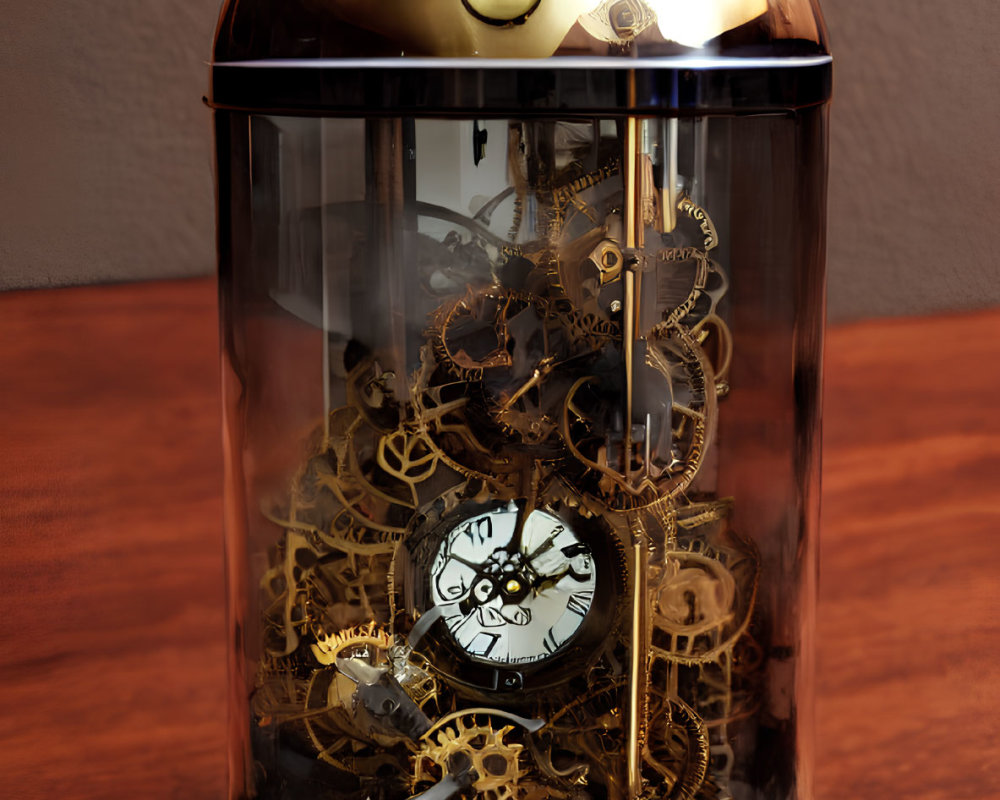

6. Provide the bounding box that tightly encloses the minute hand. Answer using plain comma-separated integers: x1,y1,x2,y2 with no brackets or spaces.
531,565,570,592
525,528,563,562
498,356,556,412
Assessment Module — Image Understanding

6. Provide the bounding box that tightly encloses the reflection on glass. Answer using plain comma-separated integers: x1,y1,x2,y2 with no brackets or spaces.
222,102,825,800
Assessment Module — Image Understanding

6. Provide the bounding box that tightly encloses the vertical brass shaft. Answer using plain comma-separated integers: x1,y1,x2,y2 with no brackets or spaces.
662,117,679,233
623,74,646,800
627,530,648,797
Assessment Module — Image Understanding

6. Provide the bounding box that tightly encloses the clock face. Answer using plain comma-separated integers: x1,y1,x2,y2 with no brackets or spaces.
428,503,596,666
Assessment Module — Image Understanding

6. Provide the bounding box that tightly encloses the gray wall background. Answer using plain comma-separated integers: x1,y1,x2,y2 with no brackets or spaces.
1,0,997,322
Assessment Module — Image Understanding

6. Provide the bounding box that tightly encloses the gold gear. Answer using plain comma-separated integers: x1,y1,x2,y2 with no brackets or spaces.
427,287,534,380
543,681,711,800
559,323,716,510
643,697,711,800
310,620,393,666
493,404,559,445
556,303,620,349
414,714,528,800
306,623,397,757
650,515,760,666
408,344,523,496
377,427,441,487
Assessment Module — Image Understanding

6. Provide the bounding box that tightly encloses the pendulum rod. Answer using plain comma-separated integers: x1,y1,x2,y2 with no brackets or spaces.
623,115,637,468
623,72,647,800
627,515,648,799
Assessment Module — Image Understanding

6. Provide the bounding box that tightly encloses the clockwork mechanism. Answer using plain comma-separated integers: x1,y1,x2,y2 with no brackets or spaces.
397,499,623,696
249,117,766,800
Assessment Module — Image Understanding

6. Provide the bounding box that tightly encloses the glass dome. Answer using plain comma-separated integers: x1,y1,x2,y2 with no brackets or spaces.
211,3,832,799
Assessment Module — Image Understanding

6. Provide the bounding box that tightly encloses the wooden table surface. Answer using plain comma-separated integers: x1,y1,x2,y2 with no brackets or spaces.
1,278,997,799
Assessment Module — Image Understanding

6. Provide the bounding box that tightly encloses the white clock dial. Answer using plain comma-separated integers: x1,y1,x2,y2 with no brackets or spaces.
429,503,596,666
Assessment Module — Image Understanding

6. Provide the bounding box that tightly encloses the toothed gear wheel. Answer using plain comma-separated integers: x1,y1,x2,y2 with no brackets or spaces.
555,303,620,350
427,288,539,381
414,714,529,800
310,620,393,666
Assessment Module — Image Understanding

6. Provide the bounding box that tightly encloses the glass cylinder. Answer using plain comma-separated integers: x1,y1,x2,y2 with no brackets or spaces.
212,3,830,799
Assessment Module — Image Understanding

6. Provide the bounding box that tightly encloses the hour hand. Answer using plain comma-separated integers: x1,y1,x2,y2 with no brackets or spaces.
531,567,568,593
524,528,562,561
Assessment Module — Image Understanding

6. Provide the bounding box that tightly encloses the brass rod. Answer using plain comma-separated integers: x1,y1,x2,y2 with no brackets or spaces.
625,117,638,252
627,532,647,797
662,117,679,233
623,268,636,475
622,111,639,468
623,72,646,800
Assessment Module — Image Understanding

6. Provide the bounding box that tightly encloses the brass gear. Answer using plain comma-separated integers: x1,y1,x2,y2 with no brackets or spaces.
310,620,394,666
408,343,522,496
643,697,711,800
556,303,620,350
427,287,539,381
413,713,529,800
543,681,711,800
650,513,760,667
559,323,717,511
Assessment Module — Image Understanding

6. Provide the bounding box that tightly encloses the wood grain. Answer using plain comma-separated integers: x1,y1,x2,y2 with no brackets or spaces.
816,311,1000,799
0,279,997,798
0,280,225,799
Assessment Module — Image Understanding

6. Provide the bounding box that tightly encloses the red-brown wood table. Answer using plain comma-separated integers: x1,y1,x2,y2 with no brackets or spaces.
1,279,997,799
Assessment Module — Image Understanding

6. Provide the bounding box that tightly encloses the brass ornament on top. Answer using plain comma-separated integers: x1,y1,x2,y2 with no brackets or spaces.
326,0,779,56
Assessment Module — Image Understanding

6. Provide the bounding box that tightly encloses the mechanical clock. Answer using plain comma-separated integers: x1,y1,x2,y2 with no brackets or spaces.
398,499,624,696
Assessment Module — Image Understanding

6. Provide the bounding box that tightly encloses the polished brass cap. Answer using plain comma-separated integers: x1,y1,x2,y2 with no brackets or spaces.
214,0,828,61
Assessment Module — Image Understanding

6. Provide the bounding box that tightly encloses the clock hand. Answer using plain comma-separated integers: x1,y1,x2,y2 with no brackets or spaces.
445,552,483,571
498,355,555,411
508,502,529,556
508,464,542,556
532,562,593,592
497,351,593,422
531,567,568,593
525,528,562,561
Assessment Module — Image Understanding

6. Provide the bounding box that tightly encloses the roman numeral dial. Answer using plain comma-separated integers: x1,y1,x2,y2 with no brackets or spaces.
428,503,597,666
